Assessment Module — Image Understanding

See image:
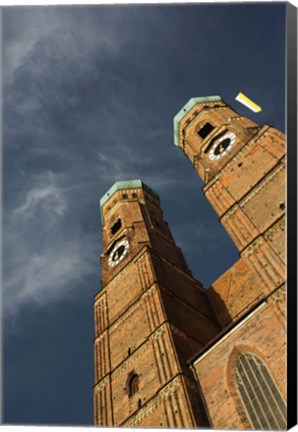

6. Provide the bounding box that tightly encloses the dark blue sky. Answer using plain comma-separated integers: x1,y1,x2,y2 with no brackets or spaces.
2,3,286,426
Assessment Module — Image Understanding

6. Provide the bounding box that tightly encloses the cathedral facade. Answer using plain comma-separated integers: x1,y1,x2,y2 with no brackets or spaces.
93,96,286,429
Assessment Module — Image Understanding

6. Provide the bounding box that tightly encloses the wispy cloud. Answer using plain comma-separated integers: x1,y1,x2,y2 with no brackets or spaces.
2,5,245,321
4,169,99,318
3,7,124,83
4,236,97,316
14,174,66,221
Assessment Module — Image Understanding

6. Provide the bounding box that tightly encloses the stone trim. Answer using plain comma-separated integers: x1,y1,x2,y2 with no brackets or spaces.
242,237,263,258
264,216,285,242
270,285,286,306
94,375,110,392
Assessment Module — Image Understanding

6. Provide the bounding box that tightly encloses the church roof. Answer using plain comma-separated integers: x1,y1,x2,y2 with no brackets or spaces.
173,95,222,147
100,179,159,209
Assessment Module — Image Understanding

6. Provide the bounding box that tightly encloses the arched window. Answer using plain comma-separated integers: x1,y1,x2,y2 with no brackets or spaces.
126,373,139,397
235,352,286,430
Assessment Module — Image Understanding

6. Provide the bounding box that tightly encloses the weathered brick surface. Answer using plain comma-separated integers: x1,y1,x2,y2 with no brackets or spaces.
208,235,286,327
218,130,283,202
94,291,108,336
258,127,285,160
169,324,203,370
98,263,144,325
160,287,219,345
264,216,285,263
94,184,217,427
110,325,180,426
193,290,286,430
93,376,113,426
94,99,286,429
240,162,285,234
204,178,235,217
151,253,213,316
108,288,160,371
208,257,258,327
242,237,285,293
221,205,259,251
203,151,285,257
123,375,199,428
179,99,285,429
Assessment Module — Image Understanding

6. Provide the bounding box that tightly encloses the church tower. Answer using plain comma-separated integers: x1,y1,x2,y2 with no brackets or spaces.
174,97,286,429
93,96,287,430
174,96,285,324
93,180,220,428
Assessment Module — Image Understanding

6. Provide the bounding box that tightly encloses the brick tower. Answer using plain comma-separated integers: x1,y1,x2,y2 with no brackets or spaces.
93,180,220,428
93,96,287,430
174,96,286,429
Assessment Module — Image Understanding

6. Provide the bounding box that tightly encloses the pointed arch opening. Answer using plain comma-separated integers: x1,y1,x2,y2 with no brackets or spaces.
235,352,286,430
126,372,140,398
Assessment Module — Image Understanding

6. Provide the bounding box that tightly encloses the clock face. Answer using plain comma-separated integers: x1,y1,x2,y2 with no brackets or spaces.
209,132,236,160
108,239,129,267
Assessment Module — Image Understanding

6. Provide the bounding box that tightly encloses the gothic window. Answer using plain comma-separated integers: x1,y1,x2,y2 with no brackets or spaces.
111,218,122,235
235,352,287,430
198,122,214,139
126,373,139,397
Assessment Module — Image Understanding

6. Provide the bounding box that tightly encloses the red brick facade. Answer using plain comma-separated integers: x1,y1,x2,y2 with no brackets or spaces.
93,97,286,429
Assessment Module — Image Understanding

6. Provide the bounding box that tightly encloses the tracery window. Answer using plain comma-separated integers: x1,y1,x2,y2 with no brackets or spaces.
235,352,286,430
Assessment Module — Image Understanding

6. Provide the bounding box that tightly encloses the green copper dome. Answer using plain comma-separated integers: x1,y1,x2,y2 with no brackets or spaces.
173,95,222,147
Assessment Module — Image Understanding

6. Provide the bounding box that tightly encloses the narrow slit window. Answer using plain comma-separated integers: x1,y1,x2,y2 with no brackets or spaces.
127,374,139,397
